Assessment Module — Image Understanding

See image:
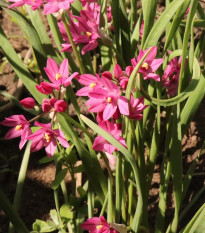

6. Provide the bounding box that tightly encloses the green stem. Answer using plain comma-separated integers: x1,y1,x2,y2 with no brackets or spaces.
107,177,114,223
100,193,108,216
115,154,122,223
111,44,126,67
88,182,94,218
54,190,62,225
61,12,85,74
9,141,31,233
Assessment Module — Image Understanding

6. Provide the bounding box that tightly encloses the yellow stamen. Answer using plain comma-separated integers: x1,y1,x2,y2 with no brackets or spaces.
86,31,92,37
55,73,62,80
89,83,97,90
44,133,51,143
15,124,23,130
96,225,103,230
107,97,112,103
142,62,149,70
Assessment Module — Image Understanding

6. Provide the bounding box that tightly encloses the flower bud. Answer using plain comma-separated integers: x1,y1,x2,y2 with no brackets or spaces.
36,82,53,94
54,100,68,112
102,71,112,80
20,97,35,109
113,64,123,79
42,99,52,112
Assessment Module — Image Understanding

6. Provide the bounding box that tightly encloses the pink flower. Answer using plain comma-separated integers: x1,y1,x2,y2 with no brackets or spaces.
80,216,119,233
44,58,78,89
79,0,97,6
113,64,123,79
140,20,144,39
87,77,129,120
131,46,163,81
24,0,43,10
0,115,31,150
42,98,57,112
186,6,190,15
54,100,67,112
44,0,75,15
106,152,117,170
92,121,126,154
36,82,57,94
42,98,67,113
27,122,69,157
129,95,148,120
76,74,102,97
60,3,101,55
20,97,36,109
8,0,25,8
162,56,184,96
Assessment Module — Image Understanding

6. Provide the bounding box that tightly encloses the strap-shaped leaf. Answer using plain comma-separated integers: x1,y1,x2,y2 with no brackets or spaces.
141,0,158,48
1,3,48,78
181,203,205,233
164,0,191,51
0,189,29,233
143,0,184,49
181,72,205,135
25,5,58,60
0,24,46,104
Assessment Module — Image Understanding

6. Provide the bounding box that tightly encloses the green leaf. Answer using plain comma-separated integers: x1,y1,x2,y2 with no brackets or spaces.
51,168,69,190
0,189,29,233
141,0,158,47
182,204,205,233
100,44,114,72
181,72,205,135
50,209,59,226
25,6,58,60
0,24,46,104
60,204,74,220
143,0,185,49
164,0,191,51
32,219,56,232
2,6,48,78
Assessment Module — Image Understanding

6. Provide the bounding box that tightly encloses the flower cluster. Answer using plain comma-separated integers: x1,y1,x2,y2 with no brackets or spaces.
59,3,102,55
0,58,77,157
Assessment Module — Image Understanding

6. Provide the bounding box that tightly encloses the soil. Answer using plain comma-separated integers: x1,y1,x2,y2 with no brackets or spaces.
0,3,205,233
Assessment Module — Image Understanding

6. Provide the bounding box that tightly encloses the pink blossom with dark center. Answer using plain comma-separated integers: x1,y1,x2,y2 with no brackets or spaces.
92,121,126,154
27,122,69,157
0,115,31,150
131,46,163,81
80,216,119,233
